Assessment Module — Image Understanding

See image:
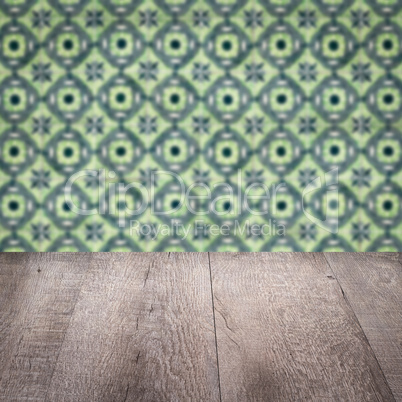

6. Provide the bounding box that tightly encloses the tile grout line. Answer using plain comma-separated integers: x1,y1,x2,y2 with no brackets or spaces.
322,253,396,402
207,252,223,402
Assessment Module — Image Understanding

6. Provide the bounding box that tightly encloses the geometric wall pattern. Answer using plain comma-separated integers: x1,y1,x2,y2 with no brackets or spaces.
0,0,401,251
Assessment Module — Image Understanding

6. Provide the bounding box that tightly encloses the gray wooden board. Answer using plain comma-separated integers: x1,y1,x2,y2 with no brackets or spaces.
0,253,92,401
325,252,402,401
46,253,220,402
0,252,400,401
209,252,395,401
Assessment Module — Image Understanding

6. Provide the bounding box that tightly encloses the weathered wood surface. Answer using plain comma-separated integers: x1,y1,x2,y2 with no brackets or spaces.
325,252,402,401
0,253,92,401
0,252,400,401
46,253,219,402
209,252,395,401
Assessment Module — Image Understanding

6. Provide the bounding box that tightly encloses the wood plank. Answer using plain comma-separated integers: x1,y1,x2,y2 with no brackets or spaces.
324,252,402,401
0,253,92,401
209,252,395,401
46,253,219,402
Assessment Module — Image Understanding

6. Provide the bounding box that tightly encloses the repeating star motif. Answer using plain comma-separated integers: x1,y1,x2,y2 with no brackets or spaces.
0,0,401,251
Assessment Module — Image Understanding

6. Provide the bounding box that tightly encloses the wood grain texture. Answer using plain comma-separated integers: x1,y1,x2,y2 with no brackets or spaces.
0,253,92,401
0,253,400,402
209,252,395,402
324,252,402,401
45,253,220,402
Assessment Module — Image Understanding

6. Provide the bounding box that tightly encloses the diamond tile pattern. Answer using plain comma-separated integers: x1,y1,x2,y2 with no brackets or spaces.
0,0,401,251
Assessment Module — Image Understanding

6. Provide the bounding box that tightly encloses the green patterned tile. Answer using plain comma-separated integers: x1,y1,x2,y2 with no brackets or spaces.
0,0,401,251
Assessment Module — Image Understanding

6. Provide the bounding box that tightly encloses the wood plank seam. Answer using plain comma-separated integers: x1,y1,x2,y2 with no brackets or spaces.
208,252,223,402
323,253,396,402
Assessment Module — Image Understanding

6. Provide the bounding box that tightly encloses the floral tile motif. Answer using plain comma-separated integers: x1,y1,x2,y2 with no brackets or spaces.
0,0,401,251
